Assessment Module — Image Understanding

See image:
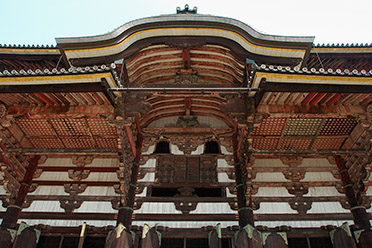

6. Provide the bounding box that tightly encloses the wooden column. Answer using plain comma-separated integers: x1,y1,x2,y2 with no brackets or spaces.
1,155,40,228
117,126,143,229
335,155,372,247
0,155,40,248
232,127,254,228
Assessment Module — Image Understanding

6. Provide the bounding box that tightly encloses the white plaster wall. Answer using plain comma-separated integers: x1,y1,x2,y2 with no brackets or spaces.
299,158,333,168
136,187,147,197
138,172,155,182
29,186,68,196
302,172,337,182
254,159,285,168
74,201,116,213
256,220,350,228
79,186,116,196
37,171,71,181
41,158,72,167
88,158,119,167
19,219,116,227
142,144,155,155
191,145,203,155
217,159,231,168
23,200,64,212
134,202,181,214
0,186,8,194
81,172,117,181
191,203,235,214
256,187,292,197
253,172,290,182
218,173,234,183
142,158,156,168
255,202,297,214
307,186,343,197
308,202,349,214
220,145,232,155
132,221,236,228
170,144,183,155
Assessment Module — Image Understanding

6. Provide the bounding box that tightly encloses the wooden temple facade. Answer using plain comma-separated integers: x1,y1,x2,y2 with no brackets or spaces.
0,5,372,248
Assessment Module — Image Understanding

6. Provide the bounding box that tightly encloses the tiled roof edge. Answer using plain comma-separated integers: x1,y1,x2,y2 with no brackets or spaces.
0,44,57,49
255,64,372,77
0,63,119,80
313,43,372,48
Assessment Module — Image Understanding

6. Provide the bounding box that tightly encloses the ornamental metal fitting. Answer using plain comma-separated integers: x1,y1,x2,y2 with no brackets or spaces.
177,4,197,14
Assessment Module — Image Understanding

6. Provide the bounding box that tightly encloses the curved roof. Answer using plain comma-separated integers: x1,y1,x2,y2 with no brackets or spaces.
56,14,314,67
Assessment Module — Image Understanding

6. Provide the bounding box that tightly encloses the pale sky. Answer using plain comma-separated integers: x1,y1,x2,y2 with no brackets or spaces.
1,0,371,46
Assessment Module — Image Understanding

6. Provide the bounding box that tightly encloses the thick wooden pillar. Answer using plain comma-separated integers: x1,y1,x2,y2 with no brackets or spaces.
232,130,254,228
335,155,372,247
233,124,263,248
0,155,40,248
117,130,143,229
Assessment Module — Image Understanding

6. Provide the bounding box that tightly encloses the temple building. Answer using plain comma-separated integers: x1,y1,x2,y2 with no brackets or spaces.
1,5,372,248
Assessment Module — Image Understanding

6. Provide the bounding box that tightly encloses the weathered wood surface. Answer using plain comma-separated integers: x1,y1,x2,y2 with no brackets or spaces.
358,230,372,248
208,224,222,248
141,226,160,248
105,225,133,248
262,233,287,248
12,226,39,248
234,225,262,248
0,229,13,248
331,227,357,248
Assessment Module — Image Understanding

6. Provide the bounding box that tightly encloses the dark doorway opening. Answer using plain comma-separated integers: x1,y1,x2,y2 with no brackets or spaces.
204,141,220,154
154,141,170,153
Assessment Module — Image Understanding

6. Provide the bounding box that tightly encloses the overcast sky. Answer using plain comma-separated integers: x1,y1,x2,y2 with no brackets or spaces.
1,0,371,46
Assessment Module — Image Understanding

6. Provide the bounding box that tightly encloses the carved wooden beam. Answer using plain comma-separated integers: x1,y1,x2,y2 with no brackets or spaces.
123,124,137,158
1,155,40,229
335,155,371,230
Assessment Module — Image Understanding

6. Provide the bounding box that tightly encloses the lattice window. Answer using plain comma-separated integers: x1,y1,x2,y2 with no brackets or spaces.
284,118,323,136
87,118,117,136
312,138,345,150
156,155,216,184
50,118,89,136
253,118,286,136
318,118,357,136
278,138,312,150
94,137,118,148
252,138,279,149
61,137,95,149
30,138,63,148
17,119,55,137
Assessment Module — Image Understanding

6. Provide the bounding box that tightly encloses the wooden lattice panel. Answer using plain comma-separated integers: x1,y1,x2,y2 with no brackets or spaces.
312,138,345,150
16,119,55,137
50,118,89,136
252,138,279,149
318,118,357,136
278,138,312,150
253,118,286,136
30,138,63,148
61,137,95,148
94,137,118,148
87,118,117,136
284,118,323,136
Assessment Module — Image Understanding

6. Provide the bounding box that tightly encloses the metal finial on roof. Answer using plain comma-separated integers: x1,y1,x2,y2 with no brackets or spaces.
176,4,197,14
